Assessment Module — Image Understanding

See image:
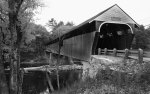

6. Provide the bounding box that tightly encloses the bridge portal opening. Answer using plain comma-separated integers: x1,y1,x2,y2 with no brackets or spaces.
96,23,134,52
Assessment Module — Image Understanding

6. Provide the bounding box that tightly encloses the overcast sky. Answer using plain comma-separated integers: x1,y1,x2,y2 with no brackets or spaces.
34,0,150,29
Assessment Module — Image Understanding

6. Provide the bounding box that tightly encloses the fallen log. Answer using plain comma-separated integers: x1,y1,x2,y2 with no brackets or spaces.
19,64,83,73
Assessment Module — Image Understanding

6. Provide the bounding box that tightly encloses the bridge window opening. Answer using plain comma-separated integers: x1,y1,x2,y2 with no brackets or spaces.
96,23,133,53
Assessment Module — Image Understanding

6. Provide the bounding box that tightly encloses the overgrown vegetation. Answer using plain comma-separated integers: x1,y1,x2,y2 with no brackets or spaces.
51,60,150,94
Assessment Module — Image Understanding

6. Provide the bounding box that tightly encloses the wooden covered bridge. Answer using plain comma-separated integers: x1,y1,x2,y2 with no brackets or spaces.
46,4,139,62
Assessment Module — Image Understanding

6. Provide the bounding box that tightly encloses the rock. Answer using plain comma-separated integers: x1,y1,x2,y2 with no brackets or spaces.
82,55,124,80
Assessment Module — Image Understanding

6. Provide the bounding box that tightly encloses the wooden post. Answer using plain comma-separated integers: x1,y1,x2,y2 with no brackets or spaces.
138,48,143,63
104,48,107,55
98,48,101,55
113,48,117,57
124,49,129,59
46,72,54,92
123,49,129,65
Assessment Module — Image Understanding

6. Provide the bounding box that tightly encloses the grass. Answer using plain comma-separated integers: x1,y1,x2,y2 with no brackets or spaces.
51,59,150,94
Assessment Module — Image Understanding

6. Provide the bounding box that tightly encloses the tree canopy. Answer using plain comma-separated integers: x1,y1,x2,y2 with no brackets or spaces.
132,25,150,50
46,18,75,39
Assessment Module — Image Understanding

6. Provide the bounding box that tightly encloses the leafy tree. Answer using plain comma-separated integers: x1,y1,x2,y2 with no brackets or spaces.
46,18,58,31
132,25,150,50
46,18,74,32
25,24,50,58
0,0,43,94
50,25,74,40
46,18,75,39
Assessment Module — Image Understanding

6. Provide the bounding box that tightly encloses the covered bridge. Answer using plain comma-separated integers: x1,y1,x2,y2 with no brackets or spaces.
46,4,138,61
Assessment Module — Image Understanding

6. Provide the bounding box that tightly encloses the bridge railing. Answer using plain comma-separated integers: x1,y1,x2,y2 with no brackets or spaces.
98,48,150,63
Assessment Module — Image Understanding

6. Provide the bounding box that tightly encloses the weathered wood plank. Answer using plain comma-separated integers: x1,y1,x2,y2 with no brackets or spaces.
23,65,83,73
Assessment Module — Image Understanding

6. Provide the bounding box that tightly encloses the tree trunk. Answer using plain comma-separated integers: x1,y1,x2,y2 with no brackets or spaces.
8,2,19,93
8,2,23,94
9,48,18,94
17,49,23,94
0,27,9,94
0,63,9,94
9,47,23,94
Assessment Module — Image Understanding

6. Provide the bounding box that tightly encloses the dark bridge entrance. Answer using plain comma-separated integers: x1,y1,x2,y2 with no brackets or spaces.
96,23,134,51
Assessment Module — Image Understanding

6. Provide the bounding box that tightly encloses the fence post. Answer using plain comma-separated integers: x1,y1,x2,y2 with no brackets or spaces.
124,49,129,59
123,49,129,65
104,48,107,55
98,48,101,55
138,48,143,63
113,48,117,57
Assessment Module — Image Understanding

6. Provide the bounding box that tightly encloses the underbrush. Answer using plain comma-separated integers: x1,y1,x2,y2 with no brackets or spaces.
52,61,150,94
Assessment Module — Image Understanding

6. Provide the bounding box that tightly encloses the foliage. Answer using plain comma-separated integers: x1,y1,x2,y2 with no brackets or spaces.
0,0,44,94
132,25,150,49
46,18,74,32
51,60,150,94
20,23,51,62
46,18,75,40
0,0,44,47
50,25,74,40
0,0,47,62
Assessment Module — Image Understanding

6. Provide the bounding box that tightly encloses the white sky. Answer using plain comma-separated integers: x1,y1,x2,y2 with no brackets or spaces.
34,0,150,30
